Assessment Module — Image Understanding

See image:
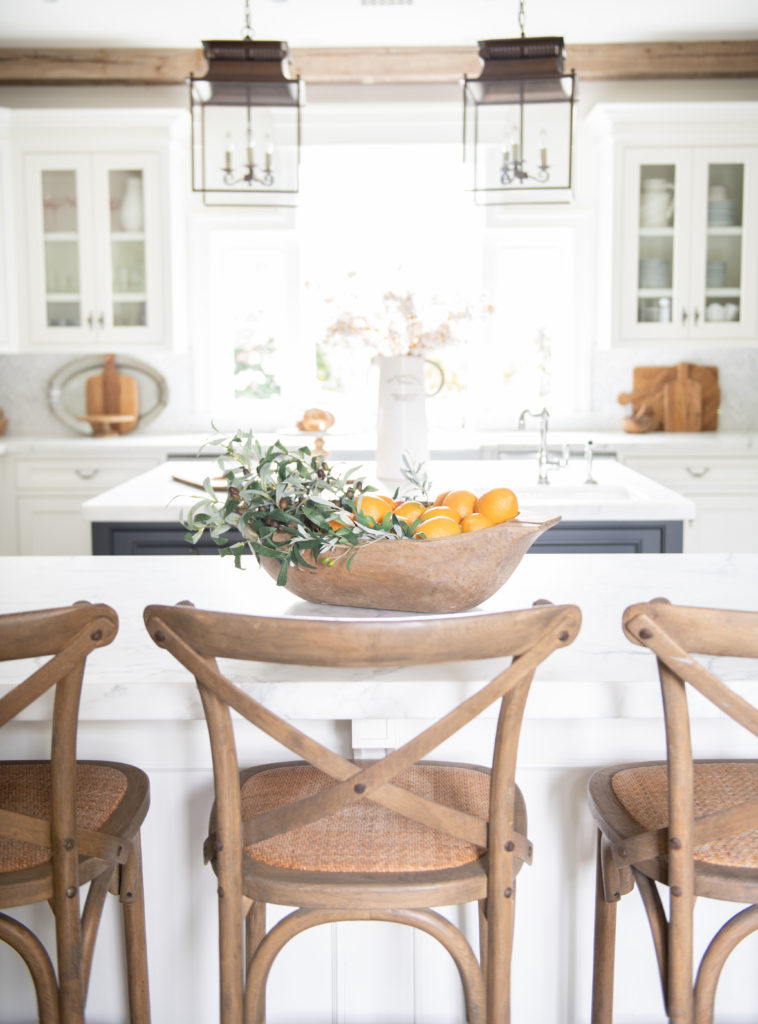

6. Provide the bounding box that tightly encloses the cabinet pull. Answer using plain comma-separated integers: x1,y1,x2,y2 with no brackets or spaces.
685,466,710,478
681,308,688,324
75,468,99,480
97,313,105,328
693,308,700,325
87,313,94,329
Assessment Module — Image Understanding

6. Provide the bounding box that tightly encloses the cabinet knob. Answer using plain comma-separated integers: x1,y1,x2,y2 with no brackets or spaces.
693,308,701,325
681,308,688,324
75,468,99,480
87,313,95,329
685,466,710,478
97,313,105,328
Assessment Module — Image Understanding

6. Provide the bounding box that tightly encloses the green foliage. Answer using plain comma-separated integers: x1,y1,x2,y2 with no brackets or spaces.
183,430,414,584
400,451,432,501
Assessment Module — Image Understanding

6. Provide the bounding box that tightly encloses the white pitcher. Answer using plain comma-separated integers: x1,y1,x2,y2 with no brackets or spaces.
375,355,444,483
640,178,674,227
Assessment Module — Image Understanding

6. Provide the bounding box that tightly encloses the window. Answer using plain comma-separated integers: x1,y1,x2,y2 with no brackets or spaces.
192,95,584,436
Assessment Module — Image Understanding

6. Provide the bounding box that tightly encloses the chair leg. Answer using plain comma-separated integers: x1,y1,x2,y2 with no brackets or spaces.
477,898,488,975
81,868,115,1000
246,900,266,976
485,883,516,1023
120,833,151,1024
592,831,618,1024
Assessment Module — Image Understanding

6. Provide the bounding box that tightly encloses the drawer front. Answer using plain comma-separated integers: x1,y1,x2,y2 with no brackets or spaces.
623,455,758,493
14,456,160,492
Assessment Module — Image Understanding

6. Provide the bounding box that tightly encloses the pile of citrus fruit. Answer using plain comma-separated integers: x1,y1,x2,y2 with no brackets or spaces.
347,486,519,540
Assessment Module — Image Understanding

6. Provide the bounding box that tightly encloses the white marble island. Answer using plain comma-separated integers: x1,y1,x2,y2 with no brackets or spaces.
82,456,696,555
1,552,756,1024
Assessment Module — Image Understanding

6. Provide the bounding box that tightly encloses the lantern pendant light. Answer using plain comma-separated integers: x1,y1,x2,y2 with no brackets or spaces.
188,0,303,206
462,0,576,204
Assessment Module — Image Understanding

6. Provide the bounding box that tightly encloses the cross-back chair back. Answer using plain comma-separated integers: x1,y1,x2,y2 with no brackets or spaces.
589,598,758,1024
144,600,581,1024
0,602,151,1024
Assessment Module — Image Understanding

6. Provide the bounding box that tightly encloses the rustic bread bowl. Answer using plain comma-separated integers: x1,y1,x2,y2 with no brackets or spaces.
258,514,560,613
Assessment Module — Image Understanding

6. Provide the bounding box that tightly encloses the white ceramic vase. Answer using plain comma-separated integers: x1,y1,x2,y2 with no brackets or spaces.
120,176,143,232
375,354,443,483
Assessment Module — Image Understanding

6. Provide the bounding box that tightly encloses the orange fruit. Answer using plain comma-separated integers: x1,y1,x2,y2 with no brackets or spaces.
460,512,494,533
412,516,462,540
442,489,477,519
378,494,399,508
434,490,450,505
393,500,426,523
327,513,354,531
356,493,394,526
474,487,519,524
420,505,461,523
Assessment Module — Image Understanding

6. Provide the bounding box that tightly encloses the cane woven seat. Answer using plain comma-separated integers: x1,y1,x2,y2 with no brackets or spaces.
241,763,495,872
0,761,128,872
611,762,758,871
145,599,580,1024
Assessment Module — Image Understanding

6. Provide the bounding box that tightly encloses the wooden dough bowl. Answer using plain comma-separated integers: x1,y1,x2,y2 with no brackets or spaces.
259,514,560,613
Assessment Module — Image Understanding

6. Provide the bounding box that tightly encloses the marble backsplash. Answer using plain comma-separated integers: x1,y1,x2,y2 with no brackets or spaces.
1,344,757,438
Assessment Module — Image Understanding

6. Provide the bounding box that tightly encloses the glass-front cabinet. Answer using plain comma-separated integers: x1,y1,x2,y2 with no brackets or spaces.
620,146,756,341
24,153,164,347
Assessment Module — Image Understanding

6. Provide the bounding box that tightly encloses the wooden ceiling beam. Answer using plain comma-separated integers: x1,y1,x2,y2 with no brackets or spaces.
0,41,757,86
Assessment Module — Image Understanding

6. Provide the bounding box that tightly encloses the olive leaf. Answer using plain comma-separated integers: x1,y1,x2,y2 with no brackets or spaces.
183,433,418,584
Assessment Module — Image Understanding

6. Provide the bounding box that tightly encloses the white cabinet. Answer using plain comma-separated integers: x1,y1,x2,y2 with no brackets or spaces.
620,148,757,341
620,452,758,553
10,110,187,352
590,103,758,348
24,153,164,346
11,453,161,555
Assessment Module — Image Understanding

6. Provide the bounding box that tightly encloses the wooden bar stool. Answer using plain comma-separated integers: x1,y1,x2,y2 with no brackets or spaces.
588,599,758,1024
0,602,151,1024
144,600,580,1024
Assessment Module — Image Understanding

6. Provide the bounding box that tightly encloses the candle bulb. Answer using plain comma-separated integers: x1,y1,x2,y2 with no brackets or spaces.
539,130,548,168
512,141,520,165
265,139,273,173
224,133,234,174
246,126,255,168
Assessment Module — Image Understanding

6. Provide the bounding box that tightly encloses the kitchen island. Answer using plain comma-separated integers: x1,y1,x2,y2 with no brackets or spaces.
1,552,756,1024
83,455,696,555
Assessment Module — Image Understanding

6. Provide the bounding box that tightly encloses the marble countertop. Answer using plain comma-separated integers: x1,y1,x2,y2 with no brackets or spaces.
1,553,755,725
81,455,696,524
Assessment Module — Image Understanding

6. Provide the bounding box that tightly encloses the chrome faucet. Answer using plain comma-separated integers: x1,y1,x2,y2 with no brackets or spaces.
518,407,569,484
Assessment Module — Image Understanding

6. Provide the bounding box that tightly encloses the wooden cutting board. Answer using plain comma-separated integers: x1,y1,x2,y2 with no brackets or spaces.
618,363,719,431
664,363,702,432
82,354,139,435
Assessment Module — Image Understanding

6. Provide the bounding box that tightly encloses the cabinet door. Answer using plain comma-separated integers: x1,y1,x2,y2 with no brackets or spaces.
24,153,164,347
16,496,94,555
620,149,691,341
25,154,97,345
689,149,757,341
91,154,164,344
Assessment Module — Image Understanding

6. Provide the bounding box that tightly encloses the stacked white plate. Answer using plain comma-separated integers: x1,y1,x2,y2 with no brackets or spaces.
708,199,737,226
639,257,671,288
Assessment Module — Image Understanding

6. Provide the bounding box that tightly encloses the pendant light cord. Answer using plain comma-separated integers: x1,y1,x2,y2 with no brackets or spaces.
518,0,526,38
242,0,254,40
